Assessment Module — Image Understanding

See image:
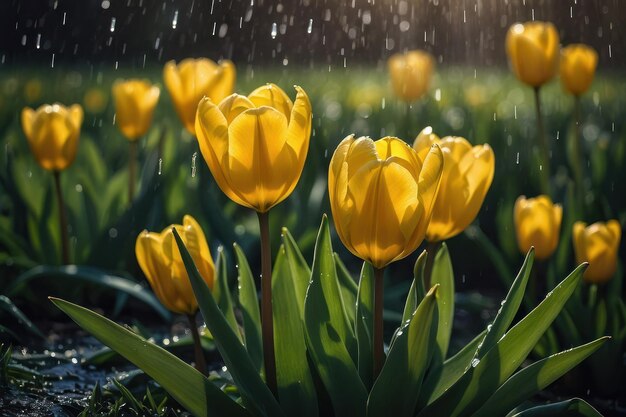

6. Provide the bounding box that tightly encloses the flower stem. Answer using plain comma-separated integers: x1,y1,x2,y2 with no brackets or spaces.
53,171,70,265
570,96,584,212
187,313,207,375
128,141,137,204
257,210,277,396
533,86,551,195
373,266,385,380
424,240,442,290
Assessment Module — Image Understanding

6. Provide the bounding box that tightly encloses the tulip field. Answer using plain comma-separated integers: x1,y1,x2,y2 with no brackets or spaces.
1,7,626,416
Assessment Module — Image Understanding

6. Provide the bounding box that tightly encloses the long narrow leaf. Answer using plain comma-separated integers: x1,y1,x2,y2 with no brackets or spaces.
50,298,249,417
356,261,375,389
214,248,241,338
281,227,311,318
429,244,454,360
402,251,427,324
334,253,358,327
508,398,603,417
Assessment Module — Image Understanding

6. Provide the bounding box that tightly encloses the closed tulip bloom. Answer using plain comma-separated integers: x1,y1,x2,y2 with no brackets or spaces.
506,21,560,87
388,49,435,102
413,128,495,242
135,215,215,315
573,220,621,284
21,103,83,171
514,195,562,260
112,79,160,140
163,58,235,134
560,44,598,96
329,135,444,269
195,83,312,213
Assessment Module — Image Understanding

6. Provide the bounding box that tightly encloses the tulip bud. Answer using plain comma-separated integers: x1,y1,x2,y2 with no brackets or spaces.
506,21,560,87
135,215,215,315
195,83,312,213
573,220,621,284
514,195,562,260
388,49,435,102
163,58,235,134
21,103,83,171
112,79,160,140
413,128,495,242
329,135,444,269
560,44,598,96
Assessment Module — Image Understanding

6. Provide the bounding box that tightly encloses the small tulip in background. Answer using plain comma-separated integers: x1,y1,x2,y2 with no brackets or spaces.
514,195,562,260
506,21,560,194
573,220,621,284
112,79,161,202
195,82,312,394
328,134,443,377
388,49,435,102
163,58,235,135
21,103,83,264
135,214,215,373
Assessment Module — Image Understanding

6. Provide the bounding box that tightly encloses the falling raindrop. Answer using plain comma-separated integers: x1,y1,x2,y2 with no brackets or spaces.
271,22,278,39
110,17,116,33
307,19,313,34
191,152,197,177
172,10,178,29
158,158,163,175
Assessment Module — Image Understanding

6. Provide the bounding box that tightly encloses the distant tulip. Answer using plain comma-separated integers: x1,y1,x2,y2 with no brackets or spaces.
560,44,598,96
21,103,83,171
112,79,160,140
573,220,621,284
514,195,562,260
506,21,560,87
163,58,235,134
136,215,215,315
413,127,495,242
388,49,435,102
329,135,443,269
195,83,312,213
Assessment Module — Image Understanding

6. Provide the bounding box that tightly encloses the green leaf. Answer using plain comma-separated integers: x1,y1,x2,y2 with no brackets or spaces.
429,243,454,360
367,285,439,417
172,228,284,417
402,251,427,324
508,398,603,417
355,261,375,389
474,248,534,359
303,215,367,417
334,253,358,327
214,248,241,340
419,263,587,417
473,337,609,417
272,245,318,417
234,243,263,374
50,298,249,417
6,265,170,320
281,227,311,318
0,295,44,339
464,226,513,288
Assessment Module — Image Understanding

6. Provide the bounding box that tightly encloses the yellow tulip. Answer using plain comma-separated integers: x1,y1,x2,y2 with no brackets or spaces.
560,44,598,96
413,127,495,242
573,220,621,284
506,21,560,87
388,49,435,102
135,215,215,315
112,79,160,140
514,195,562,260
329,135,444,269
195,83,312,213
21,103,83,171
163,58,235,134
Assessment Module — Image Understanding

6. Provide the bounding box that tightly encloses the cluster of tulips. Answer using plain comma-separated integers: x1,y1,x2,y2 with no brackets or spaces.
17,19,623,416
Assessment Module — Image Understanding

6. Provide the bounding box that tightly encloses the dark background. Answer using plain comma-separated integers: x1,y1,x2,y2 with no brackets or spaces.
1,0,624,70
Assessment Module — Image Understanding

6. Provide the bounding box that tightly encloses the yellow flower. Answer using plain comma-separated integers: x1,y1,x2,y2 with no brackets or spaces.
560,44,598,96
112,79,160,140
83,88,108,114
573,220,621,284
163,58,235,134
135,215,215,315
413,127,495,242
195,83,312,213
506,21,560,87
21,103,83,171
388,50,435,102
329,135,443,269
514,195,562,260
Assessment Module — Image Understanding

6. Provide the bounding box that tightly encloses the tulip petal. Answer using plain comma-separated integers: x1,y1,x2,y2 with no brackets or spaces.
285,85,312,162
21,107,35,142
135,232,178,313
210,60,237,104
412,126,440,159
163,60,182,107
375,137,421,175
417,144,444,223
572,222,587,262
218,94,256,124
247,83,293,119
606,220,622,242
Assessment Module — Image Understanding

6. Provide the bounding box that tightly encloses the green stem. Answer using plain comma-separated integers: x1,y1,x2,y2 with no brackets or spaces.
533,86,551,195
128,140,137,204
571,96,584,212
423,241,442,290
373,266,385,380
257,210,277,397
53,171,70,264
405,103,412,139
187,313,207,375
